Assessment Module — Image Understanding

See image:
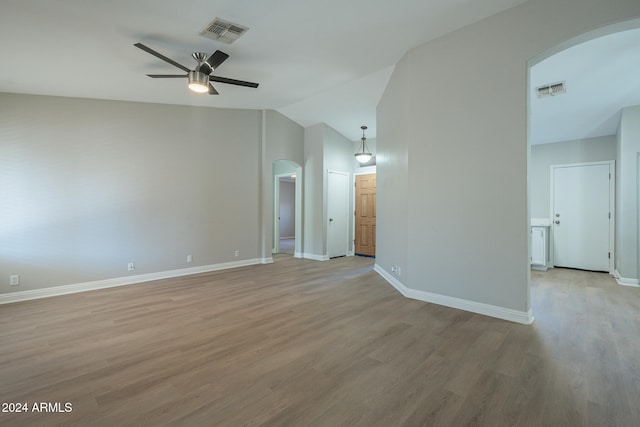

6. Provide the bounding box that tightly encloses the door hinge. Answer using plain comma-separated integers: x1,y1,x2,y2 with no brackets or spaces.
608,252,611,259
609,212,611,219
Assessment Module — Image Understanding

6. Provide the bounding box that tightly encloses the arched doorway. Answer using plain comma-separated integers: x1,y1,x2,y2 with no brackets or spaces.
527,18,640,286
273,160,302,257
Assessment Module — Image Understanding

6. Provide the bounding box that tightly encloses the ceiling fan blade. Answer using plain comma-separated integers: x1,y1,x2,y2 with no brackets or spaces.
208,84,219,95
207,51,229,70
134,43,190,73
146,74,187,78
209,75,259,88
199,51,229,74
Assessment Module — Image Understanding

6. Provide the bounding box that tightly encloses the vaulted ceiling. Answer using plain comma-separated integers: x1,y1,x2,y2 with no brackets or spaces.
530,27,640,145
0,0,526,140
1,0,637,143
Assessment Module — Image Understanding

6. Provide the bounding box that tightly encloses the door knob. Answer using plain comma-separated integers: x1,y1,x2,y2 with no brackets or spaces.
329,218,334,222
555,220,560,224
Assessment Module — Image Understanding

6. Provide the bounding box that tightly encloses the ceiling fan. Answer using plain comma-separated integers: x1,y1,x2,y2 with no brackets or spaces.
134,43,259,95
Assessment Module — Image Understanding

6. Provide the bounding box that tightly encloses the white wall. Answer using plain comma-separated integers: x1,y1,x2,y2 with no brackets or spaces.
616,105,640,283
530,136,617,218
376,0,640,321
0,93,262,293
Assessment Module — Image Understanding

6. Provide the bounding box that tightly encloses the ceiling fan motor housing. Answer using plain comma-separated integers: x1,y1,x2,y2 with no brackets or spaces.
188,70,209,92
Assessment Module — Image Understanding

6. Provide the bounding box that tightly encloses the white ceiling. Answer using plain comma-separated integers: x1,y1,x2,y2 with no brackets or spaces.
0,0,527,141
530,28,640,145
2,1,636,144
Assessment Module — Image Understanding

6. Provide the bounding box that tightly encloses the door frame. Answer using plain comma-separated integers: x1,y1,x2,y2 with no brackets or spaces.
549,160,615,273
352,171,377,257
273,165,302,257
327,169,351,258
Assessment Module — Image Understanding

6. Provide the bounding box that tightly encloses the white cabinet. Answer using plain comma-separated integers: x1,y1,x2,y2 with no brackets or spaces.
531,226,548,270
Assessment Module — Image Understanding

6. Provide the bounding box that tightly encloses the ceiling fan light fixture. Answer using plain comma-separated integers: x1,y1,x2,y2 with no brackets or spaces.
188,70,209,93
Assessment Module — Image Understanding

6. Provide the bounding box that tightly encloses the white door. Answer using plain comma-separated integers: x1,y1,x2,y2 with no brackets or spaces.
552,162,611,272
328,171,349,258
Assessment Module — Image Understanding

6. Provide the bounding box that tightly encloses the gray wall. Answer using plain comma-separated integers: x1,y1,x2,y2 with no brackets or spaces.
530,136,617,218
262,110,304,259
265,110,304,165
377,0,640,315
616,105,640,282
0,93,262,292
303,124,325,257
0,94,305,294
377,54,410,285
324,124,355,255
302,122,355,258
304,123,355,259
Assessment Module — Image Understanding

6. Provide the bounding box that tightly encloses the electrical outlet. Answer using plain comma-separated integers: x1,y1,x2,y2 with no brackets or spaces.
10,275,19,286
397,266,402,276
234,250,240,257
391,266,396,273
186,254,193,263
128,262,135,272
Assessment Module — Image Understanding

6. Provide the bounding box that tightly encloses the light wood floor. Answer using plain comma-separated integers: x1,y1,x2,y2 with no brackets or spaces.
1,255,639,426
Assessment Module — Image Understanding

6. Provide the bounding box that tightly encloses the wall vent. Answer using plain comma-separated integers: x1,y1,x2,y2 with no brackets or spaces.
536,81,566,98
199,18,249,44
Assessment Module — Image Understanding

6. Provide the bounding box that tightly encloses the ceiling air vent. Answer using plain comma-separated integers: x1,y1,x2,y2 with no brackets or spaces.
199,18,249,44
536,81,566,98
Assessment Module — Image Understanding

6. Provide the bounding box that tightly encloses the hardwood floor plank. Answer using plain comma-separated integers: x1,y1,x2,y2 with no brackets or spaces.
1,258,639,426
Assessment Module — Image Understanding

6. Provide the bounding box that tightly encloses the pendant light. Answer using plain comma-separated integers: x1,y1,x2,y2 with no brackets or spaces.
354,125,372,163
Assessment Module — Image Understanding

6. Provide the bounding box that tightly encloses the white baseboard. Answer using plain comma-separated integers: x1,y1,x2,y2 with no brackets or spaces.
614,269,640,287
531,264,548,271
280,236,295,240
261,257,274,264
373,264,534,325
0,258,265,305
303,253,330,261
294,252,303,259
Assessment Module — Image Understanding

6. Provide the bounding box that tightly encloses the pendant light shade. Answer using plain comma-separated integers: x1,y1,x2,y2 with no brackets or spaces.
354,125,372,163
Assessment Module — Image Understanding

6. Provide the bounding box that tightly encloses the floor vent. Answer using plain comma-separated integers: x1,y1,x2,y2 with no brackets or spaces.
199,18,249,44
536,81,566,98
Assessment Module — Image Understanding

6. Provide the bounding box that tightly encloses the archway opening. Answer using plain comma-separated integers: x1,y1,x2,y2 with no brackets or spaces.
273,160,302,258
527,18,640,299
